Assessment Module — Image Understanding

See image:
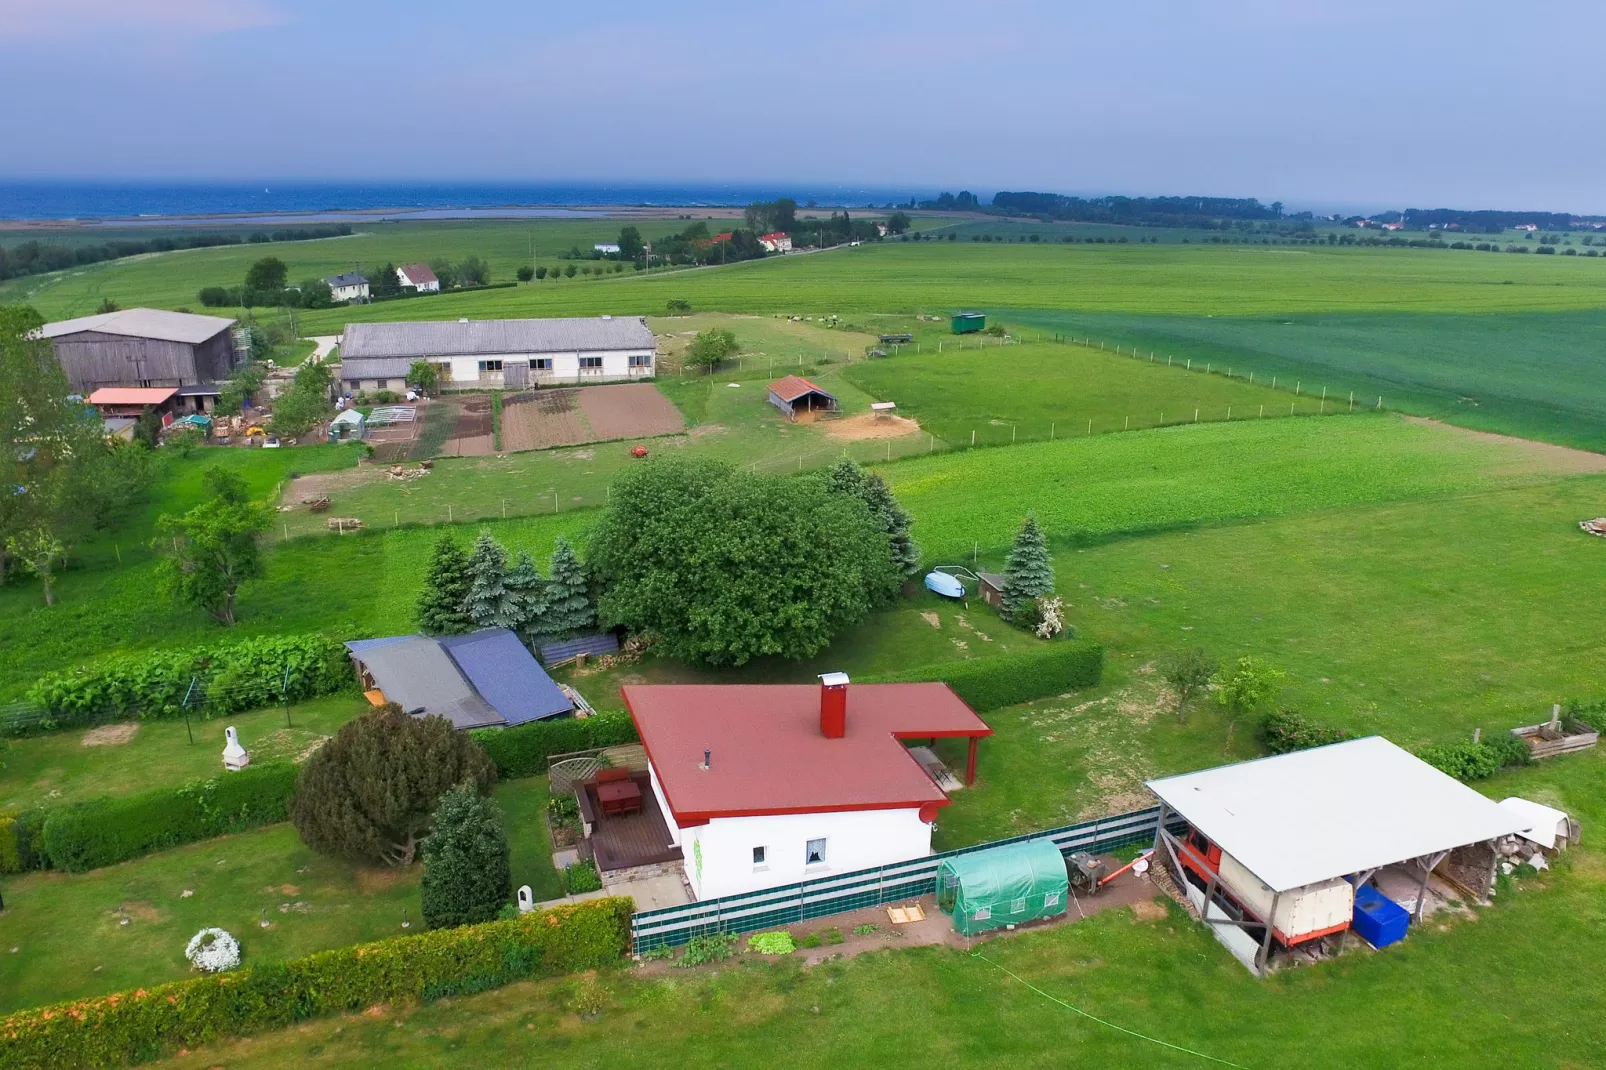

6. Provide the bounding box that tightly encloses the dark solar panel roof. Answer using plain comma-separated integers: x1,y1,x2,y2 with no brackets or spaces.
439,629,573,726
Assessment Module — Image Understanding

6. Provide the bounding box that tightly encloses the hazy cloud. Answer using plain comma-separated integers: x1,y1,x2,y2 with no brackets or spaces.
2,0,286,39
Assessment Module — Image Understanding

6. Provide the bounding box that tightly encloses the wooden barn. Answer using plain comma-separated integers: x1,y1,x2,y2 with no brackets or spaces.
767,374,837,419
42,308,239,397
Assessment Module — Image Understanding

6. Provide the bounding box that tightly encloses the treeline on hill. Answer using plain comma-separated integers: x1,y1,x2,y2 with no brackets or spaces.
620,208,884,269
1397,208,1580,233
990,191,1284,227
0,225,351,282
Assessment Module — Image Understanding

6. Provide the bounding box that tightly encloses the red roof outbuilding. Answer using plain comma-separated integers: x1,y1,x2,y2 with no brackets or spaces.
767,374,834,405
86,387,179,407
624,682,991,826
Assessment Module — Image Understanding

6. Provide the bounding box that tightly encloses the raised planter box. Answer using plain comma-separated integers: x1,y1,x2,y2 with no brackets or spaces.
1511,718,1599,760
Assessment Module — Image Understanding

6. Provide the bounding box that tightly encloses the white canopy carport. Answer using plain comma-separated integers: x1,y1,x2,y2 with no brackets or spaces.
1147,736,1529,894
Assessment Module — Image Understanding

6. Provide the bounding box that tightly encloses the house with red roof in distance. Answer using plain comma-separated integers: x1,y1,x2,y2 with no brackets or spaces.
396,263,440,293
623,673,991,899
758,232,792,253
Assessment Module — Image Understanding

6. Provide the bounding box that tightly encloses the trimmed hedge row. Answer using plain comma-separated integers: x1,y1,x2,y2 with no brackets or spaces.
23,633,351,730
866,640,1105,711
0,896,633,1070
5,763,297,875
471,708,640,779
1262,711,1533,782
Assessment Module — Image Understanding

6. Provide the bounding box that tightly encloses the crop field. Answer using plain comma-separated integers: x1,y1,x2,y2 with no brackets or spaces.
1003,307,1606,452
879,413,1603,561
0,776,559,1012
843,340,1333,446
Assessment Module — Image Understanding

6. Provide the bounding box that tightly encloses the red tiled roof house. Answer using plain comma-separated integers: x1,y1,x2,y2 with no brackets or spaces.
623,674,991,899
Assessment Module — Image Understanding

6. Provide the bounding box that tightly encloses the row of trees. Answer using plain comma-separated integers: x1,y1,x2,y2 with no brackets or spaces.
200,256,333,309
0,306,158,604
0,225,350,283
417,532,595,642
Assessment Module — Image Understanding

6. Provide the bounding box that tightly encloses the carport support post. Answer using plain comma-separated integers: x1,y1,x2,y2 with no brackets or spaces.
1256,892,1281,972
1414,851,1451,922
966,736,978,786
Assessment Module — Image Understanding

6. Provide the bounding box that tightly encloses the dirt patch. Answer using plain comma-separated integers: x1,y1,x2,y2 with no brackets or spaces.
280,884,300,896
578,382,686,440
1129,897,1169,923
82,723,139,747
501,383,684,451
823,412,922,441
439,395,495,457
355,867,411,894
1401,415,1606,474
920,611,941,629
121,901,160,922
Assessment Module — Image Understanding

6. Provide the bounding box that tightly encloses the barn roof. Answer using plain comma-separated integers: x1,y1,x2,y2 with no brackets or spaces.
341,316,654,360
86,387,179,406
767,374,835,403
1146,737,1530,893
42,308,235,345
624,682,990,824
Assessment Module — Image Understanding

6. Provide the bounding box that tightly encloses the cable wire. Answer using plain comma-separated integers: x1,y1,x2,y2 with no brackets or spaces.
971,950,1254,1069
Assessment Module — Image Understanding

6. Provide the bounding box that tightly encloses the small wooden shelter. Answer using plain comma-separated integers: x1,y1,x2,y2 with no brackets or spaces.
767,374,838,419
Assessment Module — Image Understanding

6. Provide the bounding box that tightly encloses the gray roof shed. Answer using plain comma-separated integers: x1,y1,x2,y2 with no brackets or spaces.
344,635,501,729
41,308,235,345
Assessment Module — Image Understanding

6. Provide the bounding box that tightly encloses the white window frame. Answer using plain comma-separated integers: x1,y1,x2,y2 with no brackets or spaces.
533,358,553,370
579,355,603,369
752,845,768,871
805,837,827,869
628,353,653,367
478,359,503,373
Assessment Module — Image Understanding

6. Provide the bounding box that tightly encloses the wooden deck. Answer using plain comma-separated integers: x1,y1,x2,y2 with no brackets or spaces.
580,775,683,872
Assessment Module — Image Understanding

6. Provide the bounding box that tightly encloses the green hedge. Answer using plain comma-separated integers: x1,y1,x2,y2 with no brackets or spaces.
38,762,297,873
865,640,1104,711
0,897,632,1070
22,633,351,731
1416,736,1531,782
1261,709,1352,755
471,709,640,779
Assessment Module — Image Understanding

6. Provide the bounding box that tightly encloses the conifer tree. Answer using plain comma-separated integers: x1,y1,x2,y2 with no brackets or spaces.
861,473,921,579
1000,513,1054,621
462,532,519,630
537,536,596,636
416,533,473,635
420,781,511,929
503,550,546,636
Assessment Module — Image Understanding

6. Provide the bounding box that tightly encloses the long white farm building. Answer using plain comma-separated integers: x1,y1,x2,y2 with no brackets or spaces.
338,316,656,392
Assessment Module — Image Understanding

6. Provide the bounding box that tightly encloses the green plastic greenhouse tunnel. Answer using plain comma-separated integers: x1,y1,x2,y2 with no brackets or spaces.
936,838,1069,936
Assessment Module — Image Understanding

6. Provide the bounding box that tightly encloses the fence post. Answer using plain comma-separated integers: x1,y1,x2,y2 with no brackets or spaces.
182,677,197,745
282,665,293,728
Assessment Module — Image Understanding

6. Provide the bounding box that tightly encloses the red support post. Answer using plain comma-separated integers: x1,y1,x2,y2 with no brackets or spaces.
965,736,978,786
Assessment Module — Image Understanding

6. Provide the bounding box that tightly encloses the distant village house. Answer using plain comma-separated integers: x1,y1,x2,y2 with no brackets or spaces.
396,263,439,293
325,272,370,303
758,232,792,253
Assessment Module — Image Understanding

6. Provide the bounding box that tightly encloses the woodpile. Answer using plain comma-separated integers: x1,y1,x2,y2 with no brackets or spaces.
326,517,363,531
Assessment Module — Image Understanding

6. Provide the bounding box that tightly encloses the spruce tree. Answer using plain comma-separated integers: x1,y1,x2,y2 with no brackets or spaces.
861,473,921,579
538,536,596,637
420,781,511,929
503,550,546,637
416,533,473,635
1000,513,1054,621
462,532,519,630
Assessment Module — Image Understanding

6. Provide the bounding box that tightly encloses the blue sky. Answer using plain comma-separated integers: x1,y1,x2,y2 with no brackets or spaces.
4,0,1603,212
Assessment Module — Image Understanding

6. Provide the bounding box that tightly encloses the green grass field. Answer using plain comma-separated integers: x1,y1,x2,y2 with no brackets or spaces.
880,413,1600,561
1002,307,1606,452
0,776,560,1013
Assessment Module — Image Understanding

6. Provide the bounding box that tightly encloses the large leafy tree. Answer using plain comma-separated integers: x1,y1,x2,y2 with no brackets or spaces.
463,531,518,630
999,513,1054,621
417,533,473,635
291,704,496,867
155,467,272,625
1,305,156,604
536,536,594,638
243,256,288,292
590,459,899,665
269,358,332,438
421,781,511,929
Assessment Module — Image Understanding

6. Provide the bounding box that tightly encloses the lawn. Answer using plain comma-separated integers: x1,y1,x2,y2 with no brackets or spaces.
0,695,369,811
0,776,560,1012
1002,307,1606,452
880,413,1602,561
141,753,1606,1070
843,339,1333,447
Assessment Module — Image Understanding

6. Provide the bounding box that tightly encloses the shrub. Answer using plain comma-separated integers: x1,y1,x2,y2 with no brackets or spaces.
22,633,349,730
564,858,602,894
746,931,795,955
40,762,297,872
1213,656,1286,714
676,931,737,967
1260,709,1351,755
470,708,639,779
0,897,632,1070
421,782,512,930
1563,698,1606,734
1416,736,1530,782
0,813,21,874
866,641,1104,711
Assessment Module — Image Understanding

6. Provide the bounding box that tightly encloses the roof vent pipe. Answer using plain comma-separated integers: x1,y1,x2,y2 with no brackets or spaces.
819,672,849,739
702,748,711,770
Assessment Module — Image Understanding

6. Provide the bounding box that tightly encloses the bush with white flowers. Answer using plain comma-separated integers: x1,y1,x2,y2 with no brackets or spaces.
1033,596,1066,640
185,927,241,972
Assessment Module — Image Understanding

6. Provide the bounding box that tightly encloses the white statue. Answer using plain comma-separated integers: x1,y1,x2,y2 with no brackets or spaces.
222,726,250,771
517,885,535,913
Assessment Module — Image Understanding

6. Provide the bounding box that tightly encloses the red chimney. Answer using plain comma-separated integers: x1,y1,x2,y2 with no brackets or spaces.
819,672,849,738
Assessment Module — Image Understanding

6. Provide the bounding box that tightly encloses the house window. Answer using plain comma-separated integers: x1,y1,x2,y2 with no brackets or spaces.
752,846,767,870
579,356,603,369
805,838,827,867
376,380,389,390
628,353,653,367
533,358,552,370
478,360,503,372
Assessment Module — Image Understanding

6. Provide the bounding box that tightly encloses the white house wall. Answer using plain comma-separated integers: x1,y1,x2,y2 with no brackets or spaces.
442,348,655,386
675,805,933,900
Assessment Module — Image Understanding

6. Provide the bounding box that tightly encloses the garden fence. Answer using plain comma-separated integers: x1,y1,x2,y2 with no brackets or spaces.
629,805,1182,953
